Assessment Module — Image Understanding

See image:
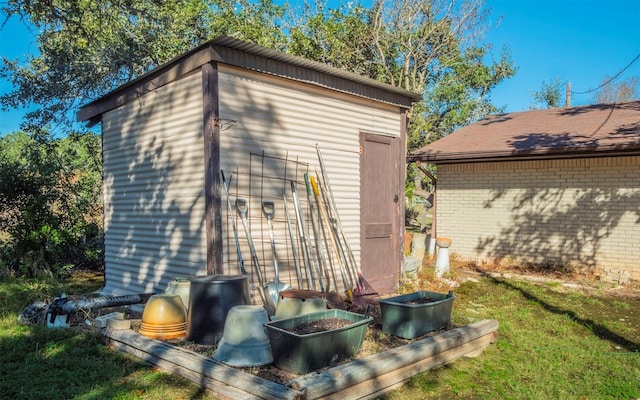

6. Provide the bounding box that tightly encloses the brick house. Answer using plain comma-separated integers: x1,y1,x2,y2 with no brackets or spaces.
408,101,640,283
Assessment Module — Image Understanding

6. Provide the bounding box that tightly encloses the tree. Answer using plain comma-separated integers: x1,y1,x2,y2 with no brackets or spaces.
0,0,286,275
1,0,285,133
287,0,515,147
286,2,384,79
590,76,639,104
3,0,513,151
375,0,514,205
530,78,563,109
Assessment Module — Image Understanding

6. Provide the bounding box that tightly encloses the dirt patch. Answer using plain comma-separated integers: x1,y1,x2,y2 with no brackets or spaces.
458,266,640,300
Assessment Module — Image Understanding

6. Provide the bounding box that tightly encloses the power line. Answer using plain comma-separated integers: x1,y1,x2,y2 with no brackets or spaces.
571,53,640,95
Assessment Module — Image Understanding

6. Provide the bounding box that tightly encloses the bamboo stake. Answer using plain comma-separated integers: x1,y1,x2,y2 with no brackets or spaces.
311,176,352,298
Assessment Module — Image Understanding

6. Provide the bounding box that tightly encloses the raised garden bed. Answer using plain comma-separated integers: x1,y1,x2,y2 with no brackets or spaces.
101,318,498,399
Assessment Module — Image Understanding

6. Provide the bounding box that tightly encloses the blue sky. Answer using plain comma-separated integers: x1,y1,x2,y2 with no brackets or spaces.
485,0,640,111
1,0,639,134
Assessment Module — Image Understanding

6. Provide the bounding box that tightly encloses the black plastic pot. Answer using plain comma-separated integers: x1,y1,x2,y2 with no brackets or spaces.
379,290,455,339
186,275,250,345
264,309,372,374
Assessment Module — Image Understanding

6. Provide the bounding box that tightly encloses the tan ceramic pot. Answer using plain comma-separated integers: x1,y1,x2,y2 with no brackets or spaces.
138,294,187,339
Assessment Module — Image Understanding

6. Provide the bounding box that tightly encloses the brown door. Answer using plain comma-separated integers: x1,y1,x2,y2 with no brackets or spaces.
360,132,399,294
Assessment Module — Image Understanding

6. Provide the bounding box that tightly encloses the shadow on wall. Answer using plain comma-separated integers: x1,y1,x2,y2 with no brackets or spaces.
105,67,299,296
475,118,640,279
475,180,640,277
106,80,204,295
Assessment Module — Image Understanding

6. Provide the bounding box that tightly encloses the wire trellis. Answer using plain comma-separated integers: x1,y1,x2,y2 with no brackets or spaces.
223,152,313,295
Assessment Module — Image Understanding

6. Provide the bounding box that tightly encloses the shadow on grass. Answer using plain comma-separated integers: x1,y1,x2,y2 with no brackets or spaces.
0,273,211,400
479,272,639,352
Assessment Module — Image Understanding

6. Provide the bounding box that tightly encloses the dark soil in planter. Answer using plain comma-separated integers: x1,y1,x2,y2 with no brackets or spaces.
284,317,354,335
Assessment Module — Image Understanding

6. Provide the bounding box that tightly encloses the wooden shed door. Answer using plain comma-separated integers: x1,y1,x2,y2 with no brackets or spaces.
360,132,399,294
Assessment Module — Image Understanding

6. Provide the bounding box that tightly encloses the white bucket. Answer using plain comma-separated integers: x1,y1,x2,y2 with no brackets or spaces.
166,276,192,312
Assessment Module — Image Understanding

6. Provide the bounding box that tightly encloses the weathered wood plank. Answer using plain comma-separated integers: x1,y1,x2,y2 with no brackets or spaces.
104,329,303,400
314,332,497,400
103,320,498,400
109,339,257,400
290,319,499,398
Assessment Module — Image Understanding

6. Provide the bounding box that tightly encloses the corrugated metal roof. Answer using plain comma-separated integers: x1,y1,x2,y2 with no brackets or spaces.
409,100,640,163
77,36,420,122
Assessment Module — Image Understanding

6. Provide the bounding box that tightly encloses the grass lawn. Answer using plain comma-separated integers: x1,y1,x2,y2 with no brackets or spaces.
0,268,638,399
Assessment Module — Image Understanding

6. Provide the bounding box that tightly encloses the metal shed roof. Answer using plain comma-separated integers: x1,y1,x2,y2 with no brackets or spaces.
77,36,421,123
408,100,640,163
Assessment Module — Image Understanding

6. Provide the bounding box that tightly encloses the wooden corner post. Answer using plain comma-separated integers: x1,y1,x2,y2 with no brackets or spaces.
203,62,223,275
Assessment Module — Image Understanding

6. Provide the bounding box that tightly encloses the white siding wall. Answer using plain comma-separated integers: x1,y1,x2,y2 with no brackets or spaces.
436,156,640,282
102,71,206,295
101,64,404,299
217,65,402,296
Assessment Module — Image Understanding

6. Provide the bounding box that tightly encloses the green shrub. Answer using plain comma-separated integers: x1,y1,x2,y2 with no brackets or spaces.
0,131,103,277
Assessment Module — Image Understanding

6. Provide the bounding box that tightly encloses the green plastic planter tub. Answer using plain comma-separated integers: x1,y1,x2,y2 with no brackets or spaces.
379,290,454,339
264,309,373,374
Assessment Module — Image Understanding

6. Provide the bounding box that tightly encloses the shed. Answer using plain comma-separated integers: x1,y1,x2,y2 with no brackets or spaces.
409,101,640,283
77,36,420,300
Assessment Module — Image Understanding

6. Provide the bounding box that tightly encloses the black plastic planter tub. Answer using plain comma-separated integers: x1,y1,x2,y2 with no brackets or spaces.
264,309,372,374
379,290,455,339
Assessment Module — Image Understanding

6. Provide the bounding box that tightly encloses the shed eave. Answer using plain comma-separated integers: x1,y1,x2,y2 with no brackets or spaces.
77,36,421,123
76,45,217,122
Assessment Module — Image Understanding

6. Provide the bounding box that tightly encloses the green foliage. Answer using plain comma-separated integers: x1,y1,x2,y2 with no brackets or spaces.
0,131,103,277
1,0,212,131
530,77,564,109
2,0,516,150
415,45,516,150
1,0,285,132
205,0,286,48
287,3,384,79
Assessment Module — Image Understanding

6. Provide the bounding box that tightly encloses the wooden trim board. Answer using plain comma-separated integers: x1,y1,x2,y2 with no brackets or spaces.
102,319,498,399
104,328,300,400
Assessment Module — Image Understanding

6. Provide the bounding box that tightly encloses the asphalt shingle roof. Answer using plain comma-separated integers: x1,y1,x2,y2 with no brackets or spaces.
409,100,640,163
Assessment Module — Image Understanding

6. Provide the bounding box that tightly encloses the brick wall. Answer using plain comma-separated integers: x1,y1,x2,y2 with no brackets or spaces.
435,155,640,283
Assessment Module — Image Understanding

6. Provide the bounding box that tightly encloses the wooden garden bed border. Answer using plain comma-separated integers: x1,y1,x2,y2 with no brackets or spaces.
102,319,498,400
